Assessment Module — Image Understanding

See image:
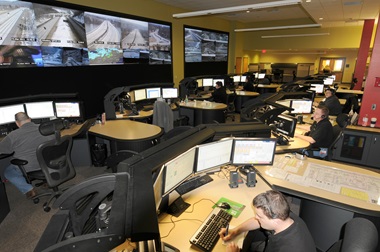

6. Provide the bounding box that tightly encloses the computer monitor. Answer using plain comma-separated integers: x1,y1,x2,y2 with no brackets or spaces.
153,166,165,213
146,87,161,99
0,104,25,126
290,99,313,114
195,138,233,174
272,114,297,138
212,79,224,86
202,78,213,87
162,88,178,99
310,84,324,94
324,78,334,85
233,76,241,82
55,101,82,119
196,79,203,87
240,76,247,82
231,138,277,166
258,73,265,79
162,147,196,197
24,101,55,119
134,89,146,101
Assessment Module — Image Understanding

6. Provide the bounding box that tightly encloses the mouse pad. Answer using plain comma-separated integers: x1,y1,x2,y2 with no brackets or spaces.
213,197,245,218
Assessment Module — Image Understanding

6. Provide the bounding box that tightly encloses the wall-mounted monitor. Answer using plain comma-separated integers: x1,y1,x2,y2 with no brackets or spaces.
146,87,161,99
55,101,82,119
290,99,313,114
195,138,233,174
134,89,147,102
24,101,55,119
310,84,324,94
202,78,213,87
212,79,224,86
231,138,277,166
162,147,196,196
0,104,25,126
162,88,178,99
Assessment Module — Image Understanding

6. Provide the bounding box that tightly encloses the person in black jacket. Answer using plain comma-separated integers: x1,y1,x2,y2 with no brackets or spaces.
314,88,342,116
211,81,228,104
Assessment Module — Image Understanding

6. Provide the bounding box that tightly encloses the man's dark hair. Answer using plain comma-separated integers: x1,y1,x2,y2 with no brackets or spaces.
253,190,290,220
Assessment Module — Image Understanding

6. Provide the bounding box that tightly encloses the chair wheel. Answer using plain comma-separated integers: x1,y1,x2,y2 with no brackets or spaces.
33,198,39,204
43,206,51,212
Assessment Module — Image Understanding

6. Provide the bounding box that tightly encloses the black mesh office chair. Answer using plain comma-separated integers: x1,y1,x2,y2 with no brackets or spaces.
225,91,237,121
11,119,76,212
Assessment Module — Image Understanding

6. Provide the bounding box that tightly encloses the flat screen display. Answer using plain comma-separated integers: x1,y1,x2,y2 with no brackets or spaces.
233,76,241,82
162,88,178,99
0,104,25,125
310,84,324,94
24,101,55,119
324,78,334,85
258,73,265,79
163,147,196,196
134,89,146,101
290,99,313,114
202,78,213,87
212,79,224,86
195,138,233,173
153,166,165,212
146,87,161,99
273,114,297,138
55,102,81,118
232,138,277,165
240,76,247,82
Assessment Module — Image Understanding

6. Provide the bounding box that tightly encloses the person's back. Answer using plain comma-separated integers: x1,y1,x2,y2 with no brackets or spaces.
212,81,227,104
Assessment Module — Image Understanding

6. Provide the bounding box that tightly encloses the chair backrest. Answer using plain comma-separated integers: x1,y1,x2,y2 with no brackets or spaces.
37,120,75,188
152,100,174,133
226,92,237,112
71,118,96,139
325,125,344,161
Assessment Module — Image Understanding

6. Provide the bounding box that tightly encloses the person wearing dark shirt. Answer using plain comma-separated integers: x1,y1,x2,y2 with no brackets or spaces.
219,190,316,252
314,88,342,116
211,81,228,104
295,105,334,158
242,75,256,91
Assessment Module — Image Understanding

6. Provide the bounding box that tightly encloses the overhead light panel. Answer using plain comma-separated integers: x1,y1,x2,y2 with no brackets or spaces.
173,0,301,18
235,24,321,32
261,33,330,38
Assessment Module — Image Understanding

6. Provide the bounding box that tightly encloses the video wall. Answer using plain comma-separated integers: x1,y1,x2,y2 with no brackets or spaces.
0,0,172,68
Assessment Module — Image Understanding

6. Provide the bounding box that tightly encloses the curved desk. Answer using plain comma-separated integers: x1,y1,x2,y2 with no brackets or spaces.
88,120,163,153
233,90,260,113
256,84,280,94
275,136,310,153
179,101,227,126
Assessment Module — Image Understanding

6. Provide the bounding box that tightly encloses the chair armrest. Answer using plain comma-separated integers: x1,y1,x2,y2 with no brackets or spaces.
10,158,28,166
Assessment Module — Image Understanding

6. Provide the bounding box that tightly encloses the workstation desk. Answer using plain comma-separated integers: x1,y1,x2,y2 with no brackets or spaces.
256,84,281,94
233,90,260,113
179,101,227,126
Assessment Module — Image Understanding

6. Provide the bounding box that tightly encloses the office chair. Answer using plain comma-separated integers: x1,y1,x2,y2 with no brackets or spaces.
225,91,237,121
71,118,96,166
12,119,76,212
152,100,174,133
324,217,378,252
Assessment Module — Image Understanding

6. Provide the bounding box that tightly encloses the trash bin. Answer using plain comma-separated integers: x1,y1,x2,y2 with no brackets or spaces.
91,143,107,167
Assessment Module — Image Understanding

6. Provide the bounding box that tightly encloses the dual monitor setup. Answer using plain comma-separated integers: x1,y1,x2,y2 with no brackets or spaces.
0,101,83,126
153,137,277,215
127,87,179,103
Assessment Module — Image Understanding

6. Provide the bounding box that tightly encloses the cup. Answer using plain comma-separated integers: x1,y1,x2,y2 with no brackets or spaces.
370,117,377,127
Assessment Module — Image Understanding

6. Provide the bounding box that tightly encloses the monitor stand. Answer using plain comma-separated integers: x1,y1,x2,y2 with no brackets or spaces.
166,196,190,217
239,165,255,176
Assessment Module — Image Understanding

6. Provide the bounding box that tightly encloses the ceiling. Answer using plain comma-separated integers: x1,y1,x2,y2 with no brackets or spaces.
153,0,380,28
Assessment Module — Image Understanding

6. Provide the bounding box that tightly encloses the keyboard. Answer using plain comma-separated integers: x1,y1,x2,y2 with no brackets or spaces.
190,207,233,251
175,174,213,195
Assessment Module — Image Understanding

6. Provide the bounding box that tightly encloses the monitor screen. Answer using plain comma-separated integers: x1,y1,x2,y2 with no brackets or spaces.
240,76,247,82
162,88,178,99
310,84,324,94
324,78,334,85
202,78,213,87
290,99,313,114
163,147,196,196
231,138,277,166
153,166,165,212
134,89,146,101
196,79,203,87
258,73,265,79
146,87,161,99
25,101,55,119
233,76,241,82
195,138,233,174
212,79,224,86
0,104,25,125
273,114,297,138
55,102,81,118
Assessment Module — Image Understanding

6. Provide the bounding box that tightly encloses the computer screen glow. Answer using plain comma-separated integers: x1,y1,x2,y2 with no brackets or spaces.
0,104,25,125
324,78,334,85
163,147,196,196
290,99,313,114
153,166,164,212
25,101,55,119
240,76,247,82
202,78,213,87
196,138,233,173
310,84,324,94
232,138,277,165
134,89,147,101
162,88,178,99
258,73,265,79
146,87,161,99
212,79,224,86
55,102,81,118
233,76,241,82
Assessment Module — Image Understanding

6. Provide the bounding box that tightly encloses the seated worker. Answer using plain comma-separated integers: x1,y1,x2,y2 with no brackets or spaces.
294,105,334,158
211,81,228,104
219,190,316,252
313,88,342,116
0,112,55,199
243,75,256,91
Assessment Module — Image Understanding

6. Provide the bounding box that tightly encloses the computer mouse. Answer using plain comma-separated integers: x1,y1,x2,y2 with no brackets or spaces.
218,202,231,210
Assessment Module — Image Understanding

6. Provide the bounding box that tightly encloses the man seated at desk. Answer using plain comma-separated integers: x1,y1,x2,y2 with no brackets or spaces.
211,81,227,104
219,190,316,252
313,88,342,116
294,105,334,158
242,75,256,92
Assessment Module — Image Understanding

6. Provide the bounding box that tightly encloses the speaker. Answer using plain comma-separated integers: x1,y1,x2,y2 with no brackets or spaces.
246,170,256,187
229,171,239,188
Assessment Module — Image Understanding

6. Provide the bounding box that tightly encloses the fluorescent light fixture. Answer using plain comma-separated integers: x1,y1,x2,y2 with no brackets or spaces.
261,33,330,38
173,0,301,18
235,24,321,32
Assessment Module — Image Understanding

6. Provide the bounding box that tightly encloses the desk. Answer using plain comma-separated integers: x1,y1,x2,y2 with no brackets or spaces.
233,90,260,113
256,154,380,251
159,168,272,251
335,88,363,99
256,84,280,94
275,135,310,153
179,101,227,126
88,120,163,154
116,110,154,121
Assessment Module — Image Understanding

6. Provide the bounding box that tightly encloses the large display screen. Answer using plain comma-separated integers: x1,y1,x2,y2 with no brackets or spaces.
0,0,172,68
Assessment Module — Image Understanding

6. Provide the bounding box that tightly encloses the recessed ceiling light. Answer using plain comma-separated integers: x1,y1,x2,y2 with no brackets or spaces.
319,17,324,20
